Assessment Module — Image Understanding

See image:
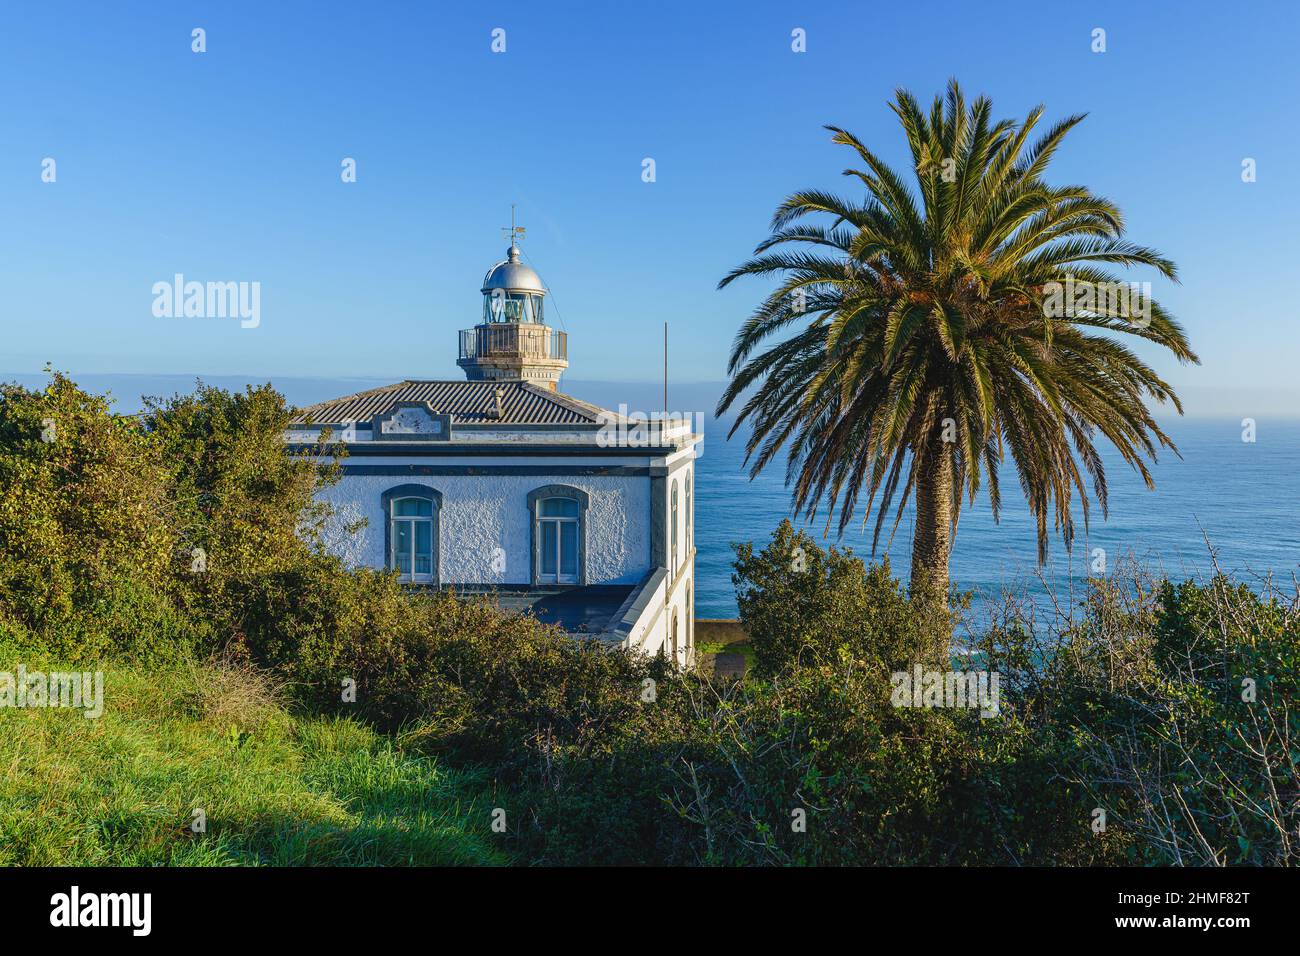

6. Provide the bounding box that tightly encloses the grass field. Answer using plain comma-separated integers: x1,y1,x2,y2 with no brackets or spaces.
0,655,508,866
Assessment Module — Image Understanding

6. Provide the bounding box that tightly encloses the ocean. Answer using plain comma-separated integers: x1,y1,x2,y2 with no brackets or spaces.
693,417,1300,619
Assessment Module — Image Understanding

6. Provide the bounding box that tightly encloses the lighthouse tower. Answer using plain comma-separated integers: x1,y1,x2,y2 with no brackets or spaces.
457,220,568,390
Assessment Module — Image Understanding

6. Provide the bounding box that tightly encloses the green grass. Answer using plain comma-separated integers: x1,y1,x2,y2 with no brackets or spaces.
698,640,757,671
0,655,508,866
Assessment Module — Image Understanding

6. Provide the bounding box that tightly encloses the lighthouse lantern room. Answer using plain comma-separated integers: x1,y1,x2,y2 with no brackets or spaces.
457,214,568,390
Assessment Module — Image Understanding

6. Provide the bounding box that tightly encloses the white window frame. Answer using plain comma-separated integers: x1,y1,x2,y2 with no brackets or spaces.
686,471,692,553
537,499,580,585
527,485,589,587
671,479,679,574
382,485,442,585
391,498,435,583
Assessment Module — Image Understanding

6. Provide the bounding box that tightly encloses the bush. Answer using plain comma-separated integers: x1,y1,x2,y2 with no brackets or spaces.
732,519,944,677
0,372,340,664
1039,569,1300,865
321,529,1296,866
0,373,187,662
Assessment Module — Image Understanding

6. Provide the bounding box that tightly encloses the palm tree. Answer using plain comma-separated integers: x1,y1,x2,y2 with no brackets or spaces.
717,81,1198,616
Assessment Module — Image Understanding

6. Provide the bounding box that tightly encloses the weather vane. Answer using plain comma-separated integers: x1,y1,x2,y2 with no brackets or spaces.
502,203,526,246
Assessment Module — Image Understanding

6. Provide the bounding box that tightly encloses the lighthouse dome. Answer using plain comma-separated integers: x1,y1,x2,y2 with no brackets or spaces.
481,245,547,295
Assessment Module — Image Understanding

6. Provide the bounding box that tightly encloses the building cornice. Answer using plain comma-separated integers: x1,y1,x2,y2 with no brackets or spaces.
287,441,689,457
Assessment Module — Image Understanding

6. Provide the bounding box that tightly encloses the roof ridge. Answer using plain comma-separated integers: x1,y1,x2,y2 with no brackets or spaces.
289,378,613,426
400,378,500,385
296,380,407,416
522,382,609,420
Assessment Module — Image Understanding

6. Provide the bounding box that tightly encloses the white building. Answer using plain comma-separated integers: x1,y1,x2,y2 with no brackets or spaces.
286,238,700,665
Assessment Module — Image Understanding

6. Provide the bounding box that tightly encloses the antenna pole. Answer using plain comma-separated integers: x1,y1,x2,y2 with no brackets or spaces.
503,204,525,247
663,322,668,416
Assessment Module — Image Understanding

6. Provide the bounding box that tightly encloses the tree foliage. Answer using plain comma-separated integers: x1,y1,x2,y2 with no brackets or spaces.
718,81,1199,608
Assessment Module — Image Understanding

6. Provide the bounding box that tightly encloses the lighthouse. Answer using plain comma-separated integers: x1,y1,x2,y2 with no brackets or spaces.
287,212,702,666
457,218,568,390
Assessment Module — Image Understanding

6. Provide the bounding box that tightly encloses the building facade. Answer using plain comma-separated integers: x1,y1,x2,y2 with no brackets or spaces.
287,241,700,665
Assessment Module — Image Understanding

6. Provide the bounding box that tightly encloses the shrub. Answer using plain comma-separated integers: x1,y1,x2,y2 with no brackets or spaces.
1040,570,1300,865
732,519,944,677
141,380,341,656
0,373,186,662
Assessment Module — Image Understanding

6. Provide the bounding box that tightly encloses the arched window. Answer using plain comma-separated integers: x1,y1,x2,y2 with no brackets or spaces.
685,583,692,657
538,497,579,583
527,485,589,586
670,610,679,663
685,471,692,553
381,485,442,584
671,479,679,573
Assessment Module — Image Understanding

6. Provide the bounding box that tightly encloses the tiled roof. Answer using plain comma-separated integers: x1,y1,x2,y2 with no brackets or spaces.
291,380,608,426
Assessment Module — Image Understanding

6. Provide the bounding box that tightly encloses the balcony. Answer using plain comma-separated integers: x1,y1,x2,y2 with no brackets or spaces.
459,325,567,362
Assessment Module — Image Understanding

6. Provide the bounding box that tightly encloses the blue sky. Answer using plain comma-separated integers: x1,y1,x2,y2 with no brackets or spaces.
2,0,1297,416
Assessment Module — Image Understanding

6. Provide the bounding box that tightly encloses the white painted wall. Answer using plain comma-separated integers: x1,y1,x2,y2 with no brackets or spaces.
315,469,652,585
667,459,695,581
306,433,702,667
620,557,695,668
620,448,697,666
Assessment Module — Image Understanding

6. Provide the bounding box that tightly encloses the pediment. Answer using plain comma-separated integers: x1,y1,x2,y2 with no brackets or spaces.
372,402,452,441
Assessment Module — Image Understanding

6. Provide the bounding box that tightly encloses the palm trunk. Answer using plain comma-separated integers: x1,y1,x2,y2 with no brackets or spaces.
910,430,954,627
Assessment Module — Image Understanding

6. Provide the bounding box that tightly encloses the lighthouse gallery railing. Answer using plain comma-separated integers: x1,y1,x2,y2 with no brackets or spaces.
459,326,567,362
